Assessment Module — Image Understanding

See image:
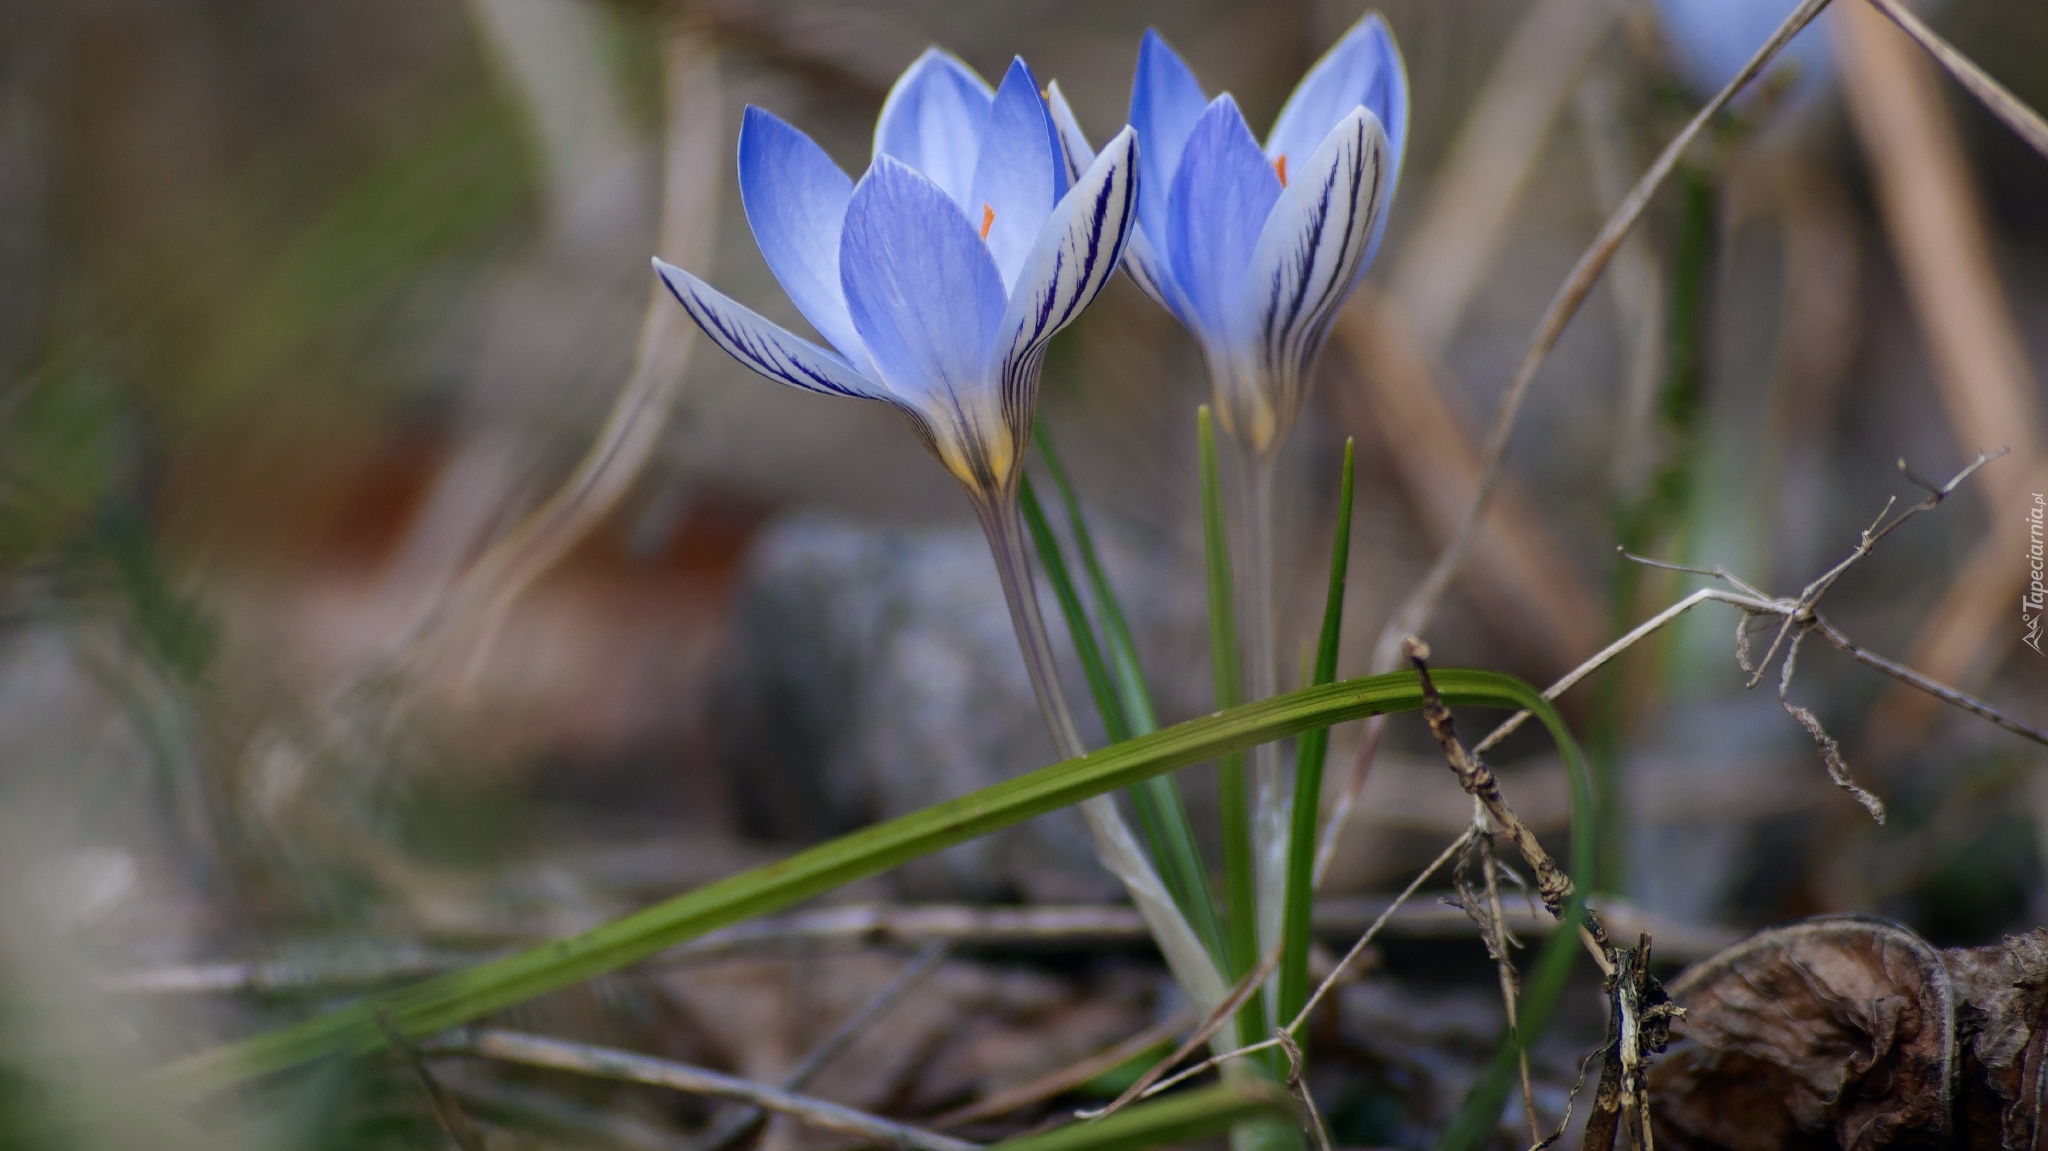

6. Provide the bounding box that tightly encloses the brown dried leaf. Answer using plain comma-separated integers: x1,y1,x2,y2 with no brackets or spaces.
1944,929,2048,1151
1648,916,1954,1151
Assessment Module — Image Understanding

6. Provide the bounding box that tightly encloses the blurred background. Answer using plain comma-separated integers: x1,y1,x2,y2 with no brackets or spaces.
3,0,2047,1147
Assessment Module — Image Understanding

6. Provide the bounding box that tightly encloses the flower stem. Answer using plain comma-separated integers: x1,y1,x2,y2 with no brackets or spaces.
1236,451,1291,1001
976,495,1229,1015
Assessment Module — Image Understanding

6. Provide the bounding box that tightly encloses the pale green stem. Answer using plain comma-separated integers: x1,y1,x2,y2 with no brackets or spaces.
977,495,1230,1016
1236,452,1291,1012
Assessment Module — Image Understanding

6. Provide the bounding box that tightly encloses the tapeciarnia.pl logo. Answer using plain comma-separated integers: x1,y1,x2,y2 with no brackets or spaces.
2027,493,2045,654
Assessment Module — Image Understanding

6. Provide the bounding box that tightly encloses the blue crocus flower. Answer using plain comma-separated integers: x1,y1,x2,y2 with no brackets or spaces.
655,51,1139,506
1049,16,1404,457
655,51,1234,1019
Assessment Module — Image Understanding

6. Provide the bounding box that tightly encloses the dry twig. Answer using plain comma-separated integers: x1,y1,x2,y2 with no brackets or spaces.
686,941,950,1151
427,1028,976,1151
930,1013,1194,1130
379,1013,489,1151
1863,0,2048,160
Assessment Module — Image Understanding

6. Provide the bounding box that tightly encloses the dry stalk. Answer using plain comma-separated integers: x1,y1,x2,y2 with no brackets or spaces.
379,1013,488,1151
1079,947,1281,1120
1085,831,1477,1120
685,941,949,1151
1371,0,1841,676
1465,456,2047,829
1863,0,2048,160
930,1013,1194,1130
427,1028,976,1151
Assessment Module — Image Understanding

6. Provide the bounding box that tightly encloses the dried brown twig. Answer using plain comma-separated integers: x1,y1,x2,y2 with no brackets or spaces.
1863,0,2048,161
685,941,949,1151
379,1013,488,1151
426,1028,975,1151
1081,831,1476,1120
1408,643,1683,1150
1469,456,2046,826
930,1013,1194,1130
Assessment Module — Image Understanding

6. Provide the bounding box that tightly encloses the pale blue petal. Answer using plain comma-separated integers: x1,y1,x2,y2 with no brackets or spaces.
1239,108,1389,422
653,258,886,402
1128,29,1208,254
1122,226,1196,330
968,58,1063,291
1264,15,1408,181
841,155,1007,409
1045,80,1095,185
873,47,994,210
989,126,1140,440
737,106,870,375
1166,95,1282,346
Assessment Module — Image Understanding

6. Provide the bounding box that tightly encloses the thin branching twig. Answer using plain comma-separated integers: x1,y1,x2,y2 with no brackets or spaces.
1468,456,2046,818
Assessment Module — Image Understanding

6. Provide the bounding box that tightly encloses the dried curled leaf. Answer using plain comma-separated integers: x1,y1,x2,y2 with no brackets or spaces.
1648,916,1954,1151
1945,929,2048,1151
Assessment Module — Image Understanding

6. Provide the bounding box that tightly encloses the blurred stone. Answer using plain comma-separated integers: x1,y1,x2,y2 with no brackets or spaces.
713,512,1212,903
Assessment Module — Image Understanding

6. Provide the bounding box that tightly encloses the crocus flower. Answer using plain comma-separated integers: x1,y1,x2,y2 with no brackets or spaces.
1050,18,1405,993
1049,16,1404,458
653,50,1231,1018
655,52,1135,510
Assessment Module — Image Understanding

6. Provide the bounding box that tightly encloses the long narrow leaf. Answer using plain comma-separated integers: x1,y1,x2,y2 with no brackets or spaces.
162,669,1583,1096
1020,477,1132,741
1029,428,1224,964
1019,475,1227,964
1197,406,1265,1053
993,1081,1293,1151
1276,440,1355,1025
1031,425,1156,731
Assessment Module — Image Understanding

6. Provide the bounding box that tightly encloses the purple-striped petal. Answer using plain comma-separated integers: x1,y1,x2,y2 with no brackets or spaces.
968,58,1064,290
737,106,870,374
989,126,1140,446
841,155,1007,410
1128,29,1208,255
1263,14,1407,269
1166,95,1282,348
1238,107,1388,435
873,47,995,209
654,258,885,402
1045,80,1094,187
1264,14,1407,183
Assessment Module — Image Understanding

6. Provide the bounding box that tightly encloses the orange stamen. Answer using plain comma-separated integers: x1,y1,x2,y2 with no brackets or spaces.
1273,154,1288,187
980,203,996,241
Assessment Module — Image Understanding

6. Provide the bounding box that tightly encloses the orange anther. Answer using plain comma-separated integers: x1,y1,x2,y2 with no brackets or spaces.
1273,154,1288,187
980,203,996,241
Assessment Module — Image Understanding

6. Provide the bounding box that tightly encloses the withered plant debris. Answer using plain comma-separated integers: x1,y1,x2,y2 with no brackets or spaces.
1649,917,2048,1150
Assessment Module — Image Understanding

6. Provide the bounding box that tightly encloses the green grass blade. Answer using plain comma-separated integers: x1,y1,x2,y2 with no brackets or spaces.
1031,425,1155,732
1276,439,1355,1026
1020,476,1131,742
1027,428,1226,966
160,668,1582,1097
991,1082,1294,1151
1019,475,1227,965
1198,406,1265,1052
